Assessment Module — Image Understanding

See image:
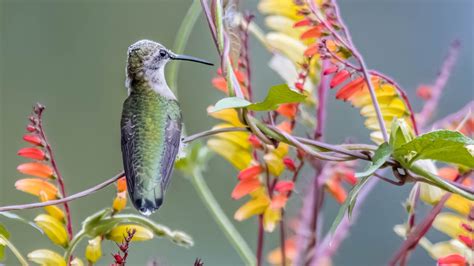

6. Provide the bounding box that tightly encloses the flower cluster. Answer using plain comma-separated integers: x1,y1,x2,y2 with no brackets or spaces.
13,104,78,265
418,168,473,265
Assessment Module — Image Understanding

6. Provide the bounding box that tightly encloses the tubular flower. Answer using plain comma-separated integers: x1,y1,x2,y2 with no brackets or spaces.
106,225,153,242
15,178,58,199
259,0,321,93
234,181,293,232
27,249,67,266
207,108,252,170
267,238,296,266
323,162,357,204
17,162,55,179
17,147,47,160
39,191,65,222
85,236,102,263
34,214,69,247
112,191,127,213
326,71,415,144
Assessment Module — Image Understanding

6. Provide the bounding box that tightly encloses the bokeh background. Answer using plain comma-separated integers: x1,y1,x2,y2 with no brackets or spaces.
1,0,472,265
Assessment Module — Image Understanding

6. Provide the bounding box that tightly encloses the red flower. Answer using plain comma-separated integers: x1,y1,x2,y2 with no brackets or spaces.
23,134,42,146
437,254,466,266
283,157,296,172
330,70,350,88
17,147,46,160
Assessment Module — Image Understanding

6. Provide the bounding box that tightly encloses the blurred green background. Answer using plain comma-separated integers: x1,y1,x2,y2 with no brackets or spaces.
1,0,472,265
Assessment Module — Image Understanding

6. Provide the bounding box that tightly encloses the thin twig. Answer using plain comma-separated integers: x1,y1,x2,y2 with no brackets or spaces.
315,60,331,139
256,214,265,266
0,172,124,212
388,174,467,266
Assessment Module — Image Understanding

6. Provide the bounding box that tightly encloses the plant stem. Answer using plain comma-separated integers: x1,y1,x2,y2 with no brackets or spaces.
190,169,255,265
0,172,124,212
256,215,264,266
279,212,286,266
63,229,87,261
0,235,28,266
315,60,330,139
167,0,202,94
36,107,73,240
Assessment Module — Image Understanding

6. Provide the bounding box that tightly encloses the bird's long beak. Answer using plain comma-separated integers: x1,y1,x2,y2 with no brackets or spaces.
169,52,213,66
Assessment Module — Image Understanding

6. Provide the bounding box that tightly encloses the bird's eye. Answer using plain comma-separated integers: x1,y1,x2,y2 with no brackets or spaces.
159,49,168,58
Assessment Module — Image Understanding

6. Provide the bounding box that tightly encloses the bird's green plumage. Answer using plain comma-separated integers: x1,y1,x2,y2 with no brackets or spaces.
121,84,182,215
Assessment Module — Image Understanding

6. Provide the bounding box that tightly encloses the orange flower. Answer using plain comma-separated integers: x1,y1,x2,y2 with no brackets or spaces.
15,178,58,199
277,103,298,119
232,178,261,200
233,165,263,199
267,238,296,265
117,177,127,192
17,147,46,160
17,162,54,179
325,179,347,204
237,165,263,180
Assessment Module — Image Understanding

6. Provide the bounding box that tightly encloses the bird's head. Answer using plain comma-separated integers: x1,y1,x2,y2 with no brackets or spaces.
126,39,212,86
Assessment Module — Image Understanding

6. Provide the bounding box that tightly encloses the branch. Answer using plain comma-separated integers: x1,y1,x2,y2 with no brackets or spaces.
0,172,124,212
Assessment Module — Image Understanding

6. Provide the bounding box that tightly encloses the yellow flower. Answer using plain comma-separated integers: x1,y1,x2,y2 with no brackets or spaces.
39,191,65,222
27,249,66,266
263,206,281,232
106,225,153,242
258,0,305,20
112,191,127,213
264,153,285,176
234,188,270,221
85,236,102,263
207,108,252,170
432,213,472,240
34,214,68,247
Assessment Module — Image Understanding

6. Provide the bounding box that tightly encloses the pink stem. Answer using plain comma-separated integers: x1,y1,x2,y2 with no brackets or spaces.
315,60,331,139
36,107,73,240
256,215,264,266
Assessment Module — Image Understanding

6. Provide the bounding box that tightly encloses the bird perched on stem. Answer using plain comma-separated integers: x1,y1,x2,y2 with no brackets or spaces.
121,39,213,215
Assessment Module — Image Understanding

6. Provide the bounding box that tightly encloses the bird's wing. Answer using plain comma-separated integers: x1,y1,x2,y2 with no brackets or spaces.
160,114,182,189
121,109,137,197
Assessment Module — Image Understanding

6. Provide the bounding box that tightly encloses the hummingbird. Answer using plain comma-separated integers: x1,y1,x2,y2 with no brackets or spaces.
121,40,213,216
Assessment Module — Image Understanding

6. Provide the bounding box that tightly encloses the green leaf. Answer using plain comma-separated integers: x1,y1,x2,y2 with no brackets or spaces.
393,130,474,168
0,223,9,261
210,97,252,112
210,84,306,112
329,143,393,233
0,212,43,234
81,209,193,247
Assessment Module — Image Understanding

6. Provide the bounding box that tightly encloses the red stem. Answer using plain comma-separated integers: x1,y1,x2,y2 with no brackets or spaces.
280,212,287,266
388,174,467,265
36,107,73,240
256,215,265,266
315,60,330,140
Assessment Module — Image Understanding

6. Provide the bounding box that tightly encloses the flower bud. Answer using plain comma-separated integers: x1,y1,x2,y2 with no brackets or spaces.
85,236,102,263
27,249,66,266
